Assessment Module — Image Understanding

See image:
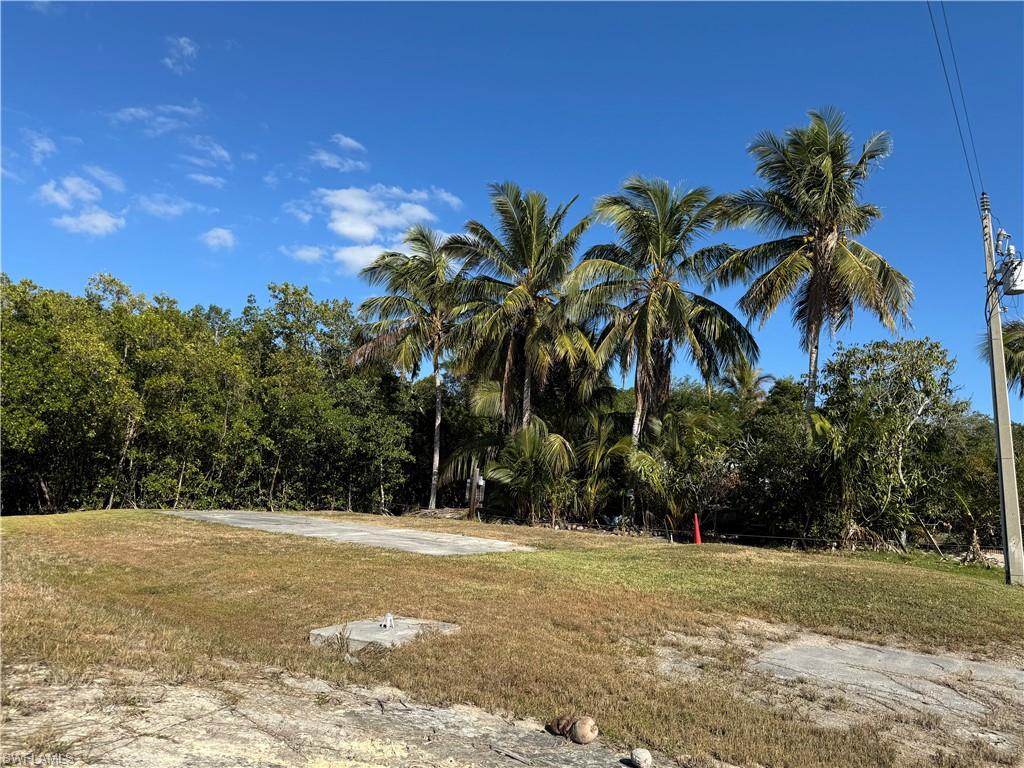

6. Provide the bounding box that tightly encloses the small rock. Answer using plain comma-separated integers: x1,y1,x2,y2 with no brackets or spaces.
570,716,598,745
630,747,653,768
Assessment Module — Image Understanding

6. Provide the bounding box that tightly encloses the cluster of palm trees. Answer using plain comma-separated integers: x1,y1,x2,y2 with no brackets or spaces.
353,109,914,511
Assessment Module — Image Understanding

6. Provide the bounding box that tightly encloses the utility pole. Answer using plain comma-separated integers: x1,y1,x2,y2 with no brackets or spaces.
981,192,1024,586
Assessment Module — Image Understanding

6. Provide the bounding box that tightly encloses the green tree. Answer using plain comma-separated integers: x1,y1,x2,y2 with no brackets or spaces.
815,339,965,544
1,276,139,512
447,182,592,428
572,176,757,444
354,226,473,509
713,109,913,417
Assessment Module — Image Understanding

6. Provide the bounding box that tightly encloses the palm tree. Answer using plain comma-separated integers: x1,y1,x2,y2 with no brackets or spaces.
712,108,913,418
1004,322,1024,395
980,320,1024,396
722,357,775,406
353,225,472,509
570,176,757,445
446,182,592,428
484,419,574,523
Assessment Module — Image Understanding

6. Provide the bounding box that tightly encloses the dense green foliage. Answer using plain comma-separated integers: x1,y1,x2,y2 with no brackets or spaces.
2,109,1017,551
1,274,419,513
1,271,1013,548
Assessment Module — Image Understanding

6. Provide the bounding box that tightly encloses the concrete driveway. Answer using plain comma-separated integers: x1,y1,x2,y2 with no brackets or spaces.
161,509,534,556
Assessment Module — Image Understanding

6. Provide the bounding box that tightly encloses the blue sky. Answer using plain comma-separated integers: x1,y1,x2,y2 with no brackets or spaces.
2,1,1022,410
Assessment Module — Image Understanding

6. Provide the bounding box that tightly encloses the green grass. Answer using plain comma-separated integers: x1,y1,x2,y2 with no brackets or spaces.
2,509,1021,768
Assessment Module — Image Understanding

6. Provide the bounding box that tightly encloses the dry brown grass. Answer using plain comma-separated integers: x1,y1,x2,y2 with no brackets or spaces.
2,509,1022,767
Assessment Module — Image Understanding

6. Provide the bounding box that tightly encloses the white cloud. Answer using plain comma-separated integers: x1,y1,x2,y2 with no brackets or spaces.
317,186,435,242
30,1,63,14
353,183,461,210
36,176,103,209
188,173,226,188
162,36,198,75
309,148,369,173
331,133,366,152
201,227,235,250
280,245,326,263
263,170,280,189
83,165,125,192
333,244,390,271
185,135,231,167
431,186,463,210
110,101,203,137
138,193,209,219
241,151,258,161
283,200,313,223
51,207,125,236
25,131,57,166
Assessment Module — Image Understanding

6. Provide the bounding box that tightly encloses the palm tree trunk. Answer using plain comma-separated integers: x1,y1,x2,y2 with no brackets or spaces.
521,370,532,428
428,350,442,510
805,320,821,423
631,369,645,446
501,341,515,426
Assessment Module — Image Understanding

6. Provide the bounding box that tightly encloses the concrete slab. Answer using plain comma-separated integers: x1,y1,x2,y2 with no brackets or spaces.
755,638,1024,718
161,509,533,556
310,616,460,651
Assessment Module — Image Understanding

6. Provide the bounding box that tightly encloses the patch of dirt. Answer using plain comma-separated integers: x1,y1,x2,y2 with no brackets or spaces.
652,620,1024,767
0,663,682,768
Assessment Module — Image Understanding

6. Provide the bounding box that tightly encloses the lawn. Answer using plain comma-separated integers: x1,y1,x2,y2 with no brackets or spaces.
2,509,1022,768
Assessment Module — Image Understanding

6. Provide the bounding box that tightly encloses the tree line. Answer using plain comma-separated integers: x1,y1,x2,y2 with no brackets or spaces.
2,108,1018,549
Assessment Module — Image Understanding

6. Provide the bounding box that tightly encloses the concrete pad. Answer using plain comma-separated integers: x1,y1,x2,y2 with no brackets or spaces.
755,638,1024,718
310,616,460,651
161,509,533,556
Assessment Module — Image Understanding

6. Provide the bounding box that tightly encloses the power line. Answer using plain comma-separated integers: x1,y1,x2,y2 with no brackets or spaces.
939,1,986,192
926,1,980,209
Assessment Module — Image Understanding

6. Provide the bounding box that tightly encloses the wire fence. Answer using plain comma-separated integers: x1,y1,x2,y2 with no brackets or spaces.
398,505,986,554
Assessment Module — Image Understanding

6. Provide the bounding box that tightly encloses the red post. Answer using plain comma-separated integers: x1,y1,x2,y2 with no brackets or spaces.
693,513,702,544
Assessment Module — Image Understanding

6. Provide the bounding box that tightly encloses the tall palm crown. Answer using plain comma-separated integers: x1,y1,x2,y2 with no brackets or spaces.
353,225,471,508
722,358,775,404
446,182,592,428
571,176,757,444
712,109,913,416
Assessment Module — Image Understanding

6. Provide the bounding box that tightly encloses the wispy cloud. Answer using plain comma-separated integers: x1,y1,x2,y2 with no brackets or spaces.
309,148,369,173
25,131,57,166
83,165,125,192
30,1,64,15
331,133,366,153
187,173,226,189
162,36,198,75
110,100,203,137
52,207,125,236
283,199,314,223
138,193,210,219
201,227,236,250
280,245,326,263
183,135,231,167
36,176,103,209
